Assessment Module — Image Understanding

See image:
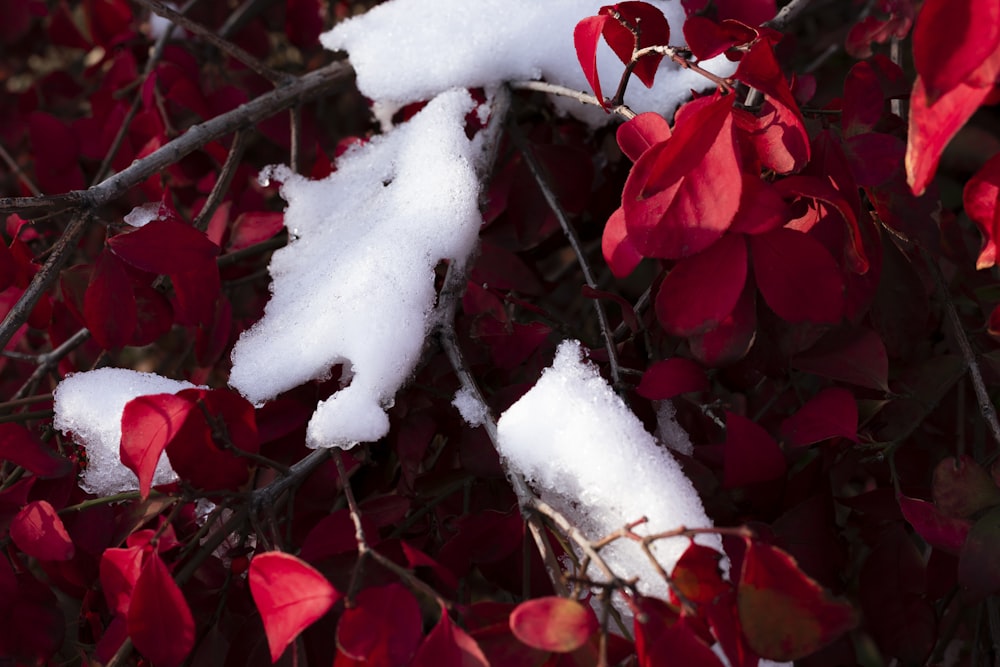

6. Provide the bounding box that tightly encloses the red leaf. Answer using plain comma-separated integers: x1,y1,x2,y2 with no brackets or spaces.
963,151,1000,269
337,583,423,665
911,0,1000,103
843,132,905,187
897,495,971,555
905,69,998,196
28,111,84,194
623,94,742,259
0,424,71,478
633,596,724,667
602,206,644,278
228,211,285,252
574,15,612,107
108,218,220,275
285,0,323,49
792,327,889,391
670,543,730,605
10,500,75,561
249,551,340,662
85,249,137,350
688,282,757,367
130,283,173,346
738,539,858,660
100,546,146,615
509,597,598,653
599,2,670,87
616,112,671,162
779,387,858,447
171,264,220,326
842,60,886,137
656,233,748,336
120,393,192,500
932,455,1000,519
959,505,1000,602
683,17,757,61
845,0,915,59
637,357,709,399
723,412,786,488
412,609,489,667
127,552,195,667
750,228,844,324
299,509,379,563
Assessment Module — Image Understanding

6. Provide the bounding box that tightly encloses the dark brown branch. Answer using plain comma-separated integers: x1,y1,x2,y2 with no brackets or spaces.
193,129,251,232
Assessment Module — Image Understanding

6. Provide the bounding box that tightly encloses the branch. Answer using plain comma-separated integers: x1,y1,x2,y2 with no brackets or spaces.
0,61,354,216
508,80,636,120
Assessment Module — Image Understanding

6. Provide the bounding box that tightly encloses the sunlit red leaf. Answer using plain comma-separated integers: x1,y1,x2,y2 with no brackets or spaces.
963,151,1000,268
912,0,1000,103
683,17,757,61
10,500,74,561
637,357,709,399
775,174,867,274
738,540,857,660
656,233,748,336
100,546,146,616
670,543,729,605
412,608,489,667
750,228,844,324
688,283,757,367
249,551,340,662
779,387,858,447
127,551,194,667
599,2,670,87
120,393,192,500
897,494,971,555
633,596,723,667
510,597,598,653
932,455,1000,519
723,412,785,487
337,583,422,664
602,206,644,278
623,94,742,259
958,505,1000,602
84,249,137,350
574,15,612,107
0,424,71,478
616,112,671,162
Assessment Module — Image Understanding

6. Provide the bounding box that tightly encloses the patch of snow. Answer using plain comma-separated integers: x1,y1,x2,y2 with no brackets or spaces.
123,202,163,228
53,368,197,496
496,340,722,600
655,399,694,455
452,387,490,426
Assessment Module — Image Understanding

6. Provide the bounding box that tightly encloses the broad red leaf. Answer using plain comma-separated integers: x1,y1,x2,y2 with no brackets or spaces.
108,218,220,274
84,249,137,350
738,540,857,660
120,393,192,500
337,583,422,665
911,0,1000,103
616,112,671,162
779,387,858,447
842,60,886,137
599,2,670,87
510,597,598,653
0,424,71,478
633,596,723,667
670,543,730,605
100,546,146,615
636,357,709,399
299,509,379,563
412,608,489,667
10,500,74,561
249,551,339,662
683,17,757,61
623,93,742,259
963,151,1000,268
897,495,971,555
228,211,285,252
959,506,1000,602
933,455,1000,519
906,66,999,196
574,15,612,107
171,265,221,326
843,132,905,187
602,206,644,278
688,283,757,367
127,551,194,667
656,233,748,337
723,412,786,487
792,327,889,391
728,174,790,235
750,228,844,324
714,0,776,25
130,283,173,346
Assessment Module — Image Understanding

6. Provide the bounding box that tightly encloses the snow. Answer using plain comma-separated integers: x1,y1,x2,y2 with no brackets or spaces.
229,89,493,448
452,387,490,427
123,202,162,228
322,0,735,128
52,368,197,496
496,341,722,599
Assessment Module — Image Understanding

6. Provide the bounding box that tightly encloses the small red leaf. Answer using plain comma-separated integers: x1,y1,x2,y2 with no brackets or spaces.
599,2,670,87
120,393,192,500
574,15,612,108
656,233,748,337
228,211,285,252
0,424,71,478
750,228,844,324
779,387,858,447
10,500,75,561
738,540,858,660
337,583,422,664
898,494,971,555
637,357,709,399
127,551,195,667
683,16,756,61
412,608,489,667
85,249,137,350
723,412,786,488
602,206,644,278
963,151,1000,269
100,546,147,616
633,596,724,667
688,282,757,367
616,112,671,162
108,218,220,275
250,552,339,662
509,597,598,653
670,543,730,605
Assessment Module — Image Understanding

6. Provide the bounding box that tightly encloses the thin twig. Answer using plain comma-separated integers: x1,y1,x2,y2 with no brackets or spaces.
193,129,251,232
0,141,40,196
508,80,636,120
505,120,622,387
12,328,91,401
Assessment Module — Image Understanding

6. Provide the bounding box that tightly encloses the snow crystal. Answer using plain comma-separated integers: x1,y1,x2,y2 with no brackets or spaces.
53,368,197,496
452,387,490,427
322,0,735,126
496,341,722,600
655,400,694,455
123,202,162,228
229,89,492,448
